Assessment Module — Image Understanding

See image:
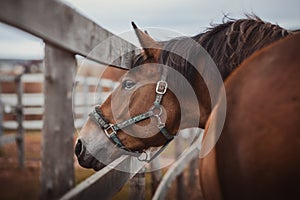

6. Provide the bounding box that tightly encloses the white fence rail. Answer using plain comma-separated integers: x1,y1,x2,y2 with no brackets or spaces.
60,155,145,200
153,129,203,200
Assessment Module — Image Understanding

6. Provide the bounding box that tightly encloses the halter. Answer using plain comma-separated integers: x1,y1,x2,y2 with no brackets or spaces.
89,67,175,163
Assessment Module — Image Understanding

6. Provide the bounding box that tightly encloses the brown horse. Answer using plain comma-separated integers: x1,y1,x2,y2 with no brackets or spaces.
75,17,288,171
200,32,300,200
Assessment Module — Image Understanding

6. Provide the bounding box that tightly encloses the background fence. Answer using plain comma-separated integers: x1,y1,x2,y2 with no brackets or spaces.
0,74,24,168
0,73,118,130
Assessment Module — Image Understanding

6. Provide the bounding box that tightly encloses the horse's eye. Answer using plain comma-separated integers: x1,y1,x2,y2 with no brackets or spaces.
122,80,136,89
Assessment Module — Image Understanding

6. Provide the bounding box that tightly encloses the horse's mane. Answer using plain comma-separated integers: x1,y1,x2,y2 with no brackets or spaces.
159,15,289,88
131,16,289,93
194,15,289,79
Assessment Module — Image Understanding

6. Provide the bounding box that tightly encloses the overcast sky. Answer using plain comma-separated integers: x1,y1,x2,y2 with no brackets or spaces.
0,0,299,59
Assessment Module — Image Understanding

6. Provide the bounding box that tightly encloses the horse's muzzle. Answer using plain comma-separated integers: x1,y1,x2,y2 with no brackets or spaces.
74,139,103,171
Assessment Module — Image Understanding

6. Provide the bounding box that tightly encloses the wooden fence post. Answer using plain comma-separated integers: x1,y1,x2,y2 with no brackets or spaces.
188,158,198,187
150,156,162,195
0,99,3,144
40,44,76,199
175,136,185,200
129,168,145,200
82,77,89,120
15,75,25,169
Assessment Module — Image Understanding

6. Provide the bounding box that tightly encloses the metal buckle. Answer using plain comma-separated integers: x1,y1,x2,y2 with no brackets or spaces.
156,81,168,95
155,115,165,129
104,125,116,138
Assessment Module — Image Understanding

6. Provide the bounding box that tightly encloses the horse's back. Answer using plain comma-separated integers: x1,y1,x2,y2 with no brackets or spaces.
202,33,300,200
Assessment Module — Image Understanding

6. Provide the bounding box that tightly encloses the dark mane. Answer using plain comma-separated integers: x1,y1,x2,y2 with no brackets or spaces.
158,16,289,87
194,15,289,79
130,16,290,94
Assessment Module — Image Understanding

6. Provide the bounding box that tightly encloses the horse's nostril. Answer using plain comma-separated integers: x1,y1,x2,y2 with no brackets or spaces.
75,139,83,157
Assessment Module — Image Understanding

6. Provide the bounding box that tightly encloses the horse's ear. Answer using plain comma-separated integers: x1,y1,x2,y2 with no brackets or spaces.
132,22,161,60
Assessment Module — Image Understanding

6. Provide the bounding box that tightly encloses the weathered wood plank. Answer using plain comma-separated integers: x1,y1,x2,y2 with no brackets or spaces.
40,44,76,199
188,158,198,186
0,100,3,139
0,75,17,82
152,130,203,200
0,92,111,106
129,168,145,200
3,119,83,130
0,0,136,69
149,154,162,195
175,137,185,200
4,120,43,130
60,156,144,200
15,75,24,169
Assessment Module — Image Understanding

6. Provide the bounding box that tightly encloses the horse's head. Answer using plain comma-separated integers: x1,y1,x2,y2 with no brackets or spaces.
75,23,190,171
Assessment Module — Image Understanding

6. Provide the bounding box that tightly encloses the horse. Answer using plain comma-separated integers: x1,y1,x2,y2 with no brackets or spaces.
199,32,300,200
75,16,289,172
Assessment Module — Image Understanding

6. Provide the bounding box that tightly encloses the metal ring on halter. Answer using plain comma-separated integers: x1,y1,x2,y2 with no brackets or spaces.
150,105,163,116
150,105,166,129
137,151,148,161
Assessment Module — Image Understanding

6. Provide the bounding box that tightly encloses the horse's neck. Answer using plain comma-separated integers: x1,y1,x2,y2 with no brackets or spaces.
195,76,212,129
179,74,212,130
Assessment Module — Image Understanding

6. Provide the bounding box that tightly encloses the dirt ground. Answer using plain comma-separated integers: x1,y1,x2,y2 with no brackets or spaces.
0,131,202,200
0,132,40,200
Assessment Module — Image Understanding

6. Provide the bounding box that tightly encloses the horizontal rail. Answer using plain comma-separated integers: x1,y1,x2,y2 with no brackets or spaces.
75,76,119,88
60,156,144,200
0,75,20,82
1,92,111,106
0,0,136,69
22,106,93,116
0,74,43,83
3,119,87,130
0,74,119,86
152,130,203,200
4,120,42,130
22,74,44,82
1,93,43,106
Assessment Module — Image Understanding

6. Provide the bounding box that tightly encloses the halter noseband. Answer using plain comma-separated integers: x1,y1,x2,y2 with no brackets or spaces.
89,67,175,163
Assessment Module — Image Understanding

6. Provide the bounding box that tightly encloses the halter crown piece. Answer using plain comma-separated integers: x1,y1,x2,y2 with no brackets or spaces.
89,66,175,163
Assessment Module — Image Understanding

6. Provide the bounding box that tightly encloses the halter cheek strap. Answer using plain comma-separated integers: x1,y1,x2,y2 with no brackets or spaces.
89,67,175,163
89,108,142,157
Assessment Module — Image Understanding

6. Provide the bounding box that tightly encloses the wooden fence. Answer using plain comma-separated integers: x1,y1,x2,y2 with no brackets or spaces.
153,129,203,200
0,0,135,199
0,0,202,199
0,74,24,168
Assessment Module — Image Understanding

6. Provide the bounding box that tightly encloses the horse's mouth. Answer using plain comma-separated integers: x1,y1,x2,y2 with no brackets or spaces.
90,157,105,171
75,139,106,171
77,150,106,171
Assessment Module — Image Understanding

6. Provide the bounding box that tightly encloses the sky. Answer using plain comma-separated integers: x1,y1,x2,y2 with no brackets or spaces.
0,0,299,59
